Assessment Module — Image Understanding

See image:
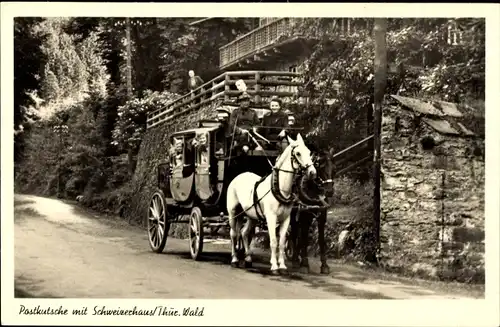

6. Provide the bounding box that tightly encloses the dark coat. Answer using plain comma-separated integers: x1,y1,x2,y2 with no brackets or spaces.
260,110,289,139
188,76,204,91
226,106,260,138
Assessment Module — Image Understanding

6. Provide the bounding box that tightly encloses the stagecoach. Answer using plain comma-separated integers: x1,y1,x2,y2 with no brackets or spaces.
145,71,332,269
147,107,302,259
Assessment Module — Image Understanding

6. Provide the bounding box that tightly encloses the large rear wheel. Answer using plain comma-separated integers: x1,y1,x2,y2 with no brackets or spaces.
147,190,170,253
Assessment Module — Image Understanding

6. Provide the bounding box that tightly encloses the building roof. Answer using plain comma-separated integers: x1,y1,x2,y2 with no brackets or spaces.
390,94,484,138
171,125,221,137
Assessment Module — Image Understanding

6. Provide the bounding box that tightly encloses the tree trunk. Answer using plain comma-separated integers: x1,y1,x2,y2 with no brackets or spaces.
125,17,133,99
125,18,135,177
372,18,388,263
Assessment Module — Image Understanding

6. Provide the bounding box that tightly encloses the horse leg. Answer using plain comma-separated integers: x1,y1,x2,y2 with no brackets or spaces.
290,209,300,268
241,218,255,268
298,214,311,274
318,211,330,274
278,215,291,273
228,209,240,268
266,214,279,275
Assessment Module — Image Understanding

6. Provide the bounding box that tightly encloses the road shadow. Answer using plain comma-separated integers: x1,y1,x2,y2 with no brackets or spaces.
15,276,62,299
14,198,36,207
163,249,395,299
14,200,45,223
162,250,231,266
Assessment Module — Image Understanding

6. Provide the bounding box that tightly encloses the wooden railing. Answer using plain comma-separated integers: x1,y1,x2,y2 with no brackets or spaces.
219,18,373,69
332,134,374,177
219,18,295,69
146,70,302,129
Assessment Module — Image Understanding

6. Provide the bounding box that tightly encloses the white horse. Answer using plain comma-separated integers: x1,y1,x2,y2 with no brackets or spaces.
226,133,317,274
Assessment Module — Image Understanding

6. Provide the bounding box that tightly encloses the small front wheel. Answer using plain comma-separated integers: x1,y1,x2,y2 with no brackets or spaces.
189,207,204,261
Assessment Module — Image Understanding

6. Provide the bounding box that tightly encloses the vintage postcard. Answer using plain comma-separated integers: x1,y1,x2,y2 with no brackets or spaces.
1,2,499,326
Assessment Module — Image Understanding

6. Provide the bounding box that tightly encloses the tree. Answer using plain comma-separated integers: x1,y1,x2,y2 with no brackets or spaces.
290,18,484,151
158,18,254,93
14,17,47,163
33,18,110,118
111,90,179,175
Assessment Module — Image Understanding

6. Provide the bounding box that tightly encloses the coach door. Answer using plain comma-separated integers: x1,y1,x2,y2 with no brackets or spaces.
194,131,214,201
169,134,195,203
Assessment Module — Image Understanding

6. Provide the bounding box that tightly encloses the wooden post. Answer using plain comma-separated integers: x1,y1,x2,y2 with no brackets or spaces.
254,72,261,104
224,74,230,102
373,18,388,261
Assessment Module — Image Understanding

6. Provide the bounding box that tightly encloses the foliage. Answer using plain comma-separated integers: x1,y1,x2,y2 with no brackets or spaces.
14,121,59,194
33,18,110,119
14,89,130,200
14,18,48,163
111,90,179,154
16,16,484,247
291,18,484,150
158,18,255,93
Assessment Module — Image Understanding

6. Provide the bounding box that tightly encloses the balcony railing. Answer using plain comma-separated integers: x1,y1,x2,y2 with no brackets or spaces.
219,18,296,69
219,18,375,69
146,70,302,129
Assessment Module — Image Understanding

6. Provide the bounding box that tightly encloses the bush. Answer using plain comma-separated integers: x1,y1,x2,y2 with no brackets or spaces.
326,176,377,262
81,183,133,217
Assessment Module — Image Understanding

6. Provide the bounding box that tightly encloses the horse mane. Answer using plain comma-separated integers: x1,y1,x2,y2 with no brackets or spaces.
274,142,293,169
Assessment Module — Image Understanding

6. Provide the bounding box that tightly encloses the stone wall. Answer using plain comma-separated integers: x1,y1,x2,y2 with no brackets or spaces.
124,101,220,226
380,104,485,282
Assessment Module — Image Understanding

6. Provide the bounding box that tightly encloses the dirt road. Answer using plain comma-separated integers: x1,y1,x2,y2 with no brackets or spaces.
14,194,482,299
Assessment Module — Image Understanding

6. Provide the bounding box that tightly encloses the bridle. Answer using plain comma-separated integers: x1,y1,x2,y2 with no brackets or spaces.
273,144,314,176
269,144,316,206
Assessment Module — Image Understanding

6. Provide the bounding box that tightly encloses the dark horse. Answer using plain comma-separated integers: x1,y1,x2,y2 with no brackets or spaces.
289,148,334,274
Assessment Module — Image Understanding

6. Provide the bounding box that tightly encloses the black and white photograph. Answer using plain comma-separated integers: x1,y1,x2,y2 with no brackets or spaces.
2,2,499,326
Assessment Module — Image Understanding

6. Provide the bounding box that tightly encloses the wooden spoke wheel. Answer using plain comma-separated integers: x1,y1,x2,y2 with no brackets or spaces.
147,190,170,253
189,207,204,261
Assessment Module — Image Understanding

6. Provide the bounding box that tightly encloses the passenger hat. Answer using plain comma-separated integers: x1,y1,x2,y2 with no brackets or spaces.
238,92,251,101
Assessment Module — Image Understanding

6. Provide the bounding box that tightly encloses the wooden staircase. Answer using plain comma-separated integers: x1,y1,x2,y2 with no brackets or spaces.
146,70,303,129
332,134,374,177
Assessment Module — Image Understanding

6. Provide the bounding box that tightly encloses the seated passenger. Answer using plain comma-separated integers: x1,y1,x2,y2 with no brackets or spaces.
259,96,290,152
226,91,260,154
172,137,184,167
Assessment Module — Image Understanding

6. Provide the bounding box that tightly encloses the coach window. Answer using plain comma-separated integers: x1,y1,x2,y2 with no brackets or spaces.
184,134,196,167
195,132,210,165
171,137,184,168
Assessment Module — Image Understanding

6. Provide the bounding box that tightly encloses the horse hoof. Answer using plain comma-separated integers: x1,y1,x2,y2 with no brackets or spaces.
231,261,239,268
278,268,289,276
270,269,280,276
299,266,310,274
320,265,330,275
244,261,253,269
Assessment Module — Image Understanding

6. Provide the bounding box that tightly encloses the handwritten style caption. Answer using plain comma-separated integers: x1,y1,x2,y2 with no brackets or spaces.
18,304,205,317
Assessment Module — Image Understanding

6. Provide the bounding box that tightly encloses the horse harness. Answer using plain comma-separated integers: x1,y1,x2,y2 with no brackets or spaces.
251,145,312,221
